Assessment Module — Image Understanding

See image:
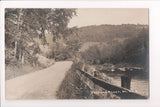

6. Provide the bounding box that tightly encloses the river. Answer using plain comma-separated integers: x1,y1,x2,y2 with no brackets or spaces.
109,75,149,97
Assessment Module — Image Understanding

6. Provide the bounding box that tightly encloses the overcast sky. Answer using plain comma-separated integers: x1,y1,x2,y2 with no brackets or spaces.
68,8,148,28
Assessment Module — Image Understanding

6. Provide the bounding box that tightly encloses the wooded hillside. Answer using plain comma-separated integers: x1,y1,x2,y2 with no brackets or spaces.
77,24,148,42
74,24,149,71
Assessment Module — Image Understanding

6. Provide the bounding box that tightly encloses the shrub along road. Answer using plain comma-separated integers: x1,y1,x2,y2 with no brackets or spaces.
5,61,73,99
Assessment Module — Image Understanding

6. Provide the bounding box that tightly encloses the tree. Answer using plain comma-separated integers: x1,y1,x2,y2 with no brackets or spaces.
123,27,149,68
5,8,76,65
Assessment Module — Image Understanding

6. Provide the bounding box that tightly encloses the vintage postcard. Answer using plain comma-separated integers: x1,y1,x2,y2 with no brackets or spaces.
5,8,149,99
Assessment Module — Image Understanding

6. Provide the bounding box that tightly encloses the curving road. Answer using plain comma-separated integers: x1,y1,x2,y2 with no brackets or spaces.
5,61,73,99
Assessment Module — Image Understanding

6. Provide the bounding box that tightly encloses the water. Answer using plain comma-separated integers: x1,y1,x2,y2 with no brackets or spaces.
109,76,149,96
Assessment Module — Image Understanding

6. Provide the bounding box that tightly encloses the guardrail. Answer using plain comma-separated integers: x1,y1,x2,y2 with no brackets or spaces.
77,69,148,99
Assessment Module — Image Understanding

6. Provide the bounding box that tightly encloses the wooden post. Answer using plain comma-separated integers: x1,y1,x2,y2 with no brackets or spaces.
121,76,131,89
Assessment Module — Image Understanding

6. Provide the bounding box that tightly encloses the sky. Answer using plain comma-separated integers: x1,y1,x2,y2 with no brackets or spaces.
68,8,149,28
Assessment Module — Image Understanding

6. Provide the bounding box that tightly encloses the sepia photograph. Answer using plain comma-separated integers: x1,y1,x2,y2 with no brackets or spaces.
5,8,149,99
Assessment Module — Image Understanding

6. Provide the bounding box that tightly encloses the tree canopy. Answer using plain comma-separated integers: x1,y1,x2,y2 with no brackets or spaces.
5,8,76,65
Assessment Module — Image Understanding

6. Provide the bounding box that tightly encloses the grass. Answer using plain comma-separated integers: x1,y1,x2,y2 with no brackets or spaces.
5,64,43,80
56,63,92,99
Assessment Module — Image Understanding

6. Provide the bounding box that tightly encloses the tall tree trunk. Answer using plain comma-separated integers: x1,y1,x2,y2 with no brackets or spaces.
16,9,23,62
14,41,17,59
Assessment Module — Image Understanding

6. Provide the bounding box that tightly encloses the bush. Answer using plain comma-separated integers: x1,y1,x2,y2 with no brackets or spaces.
81,42,123,65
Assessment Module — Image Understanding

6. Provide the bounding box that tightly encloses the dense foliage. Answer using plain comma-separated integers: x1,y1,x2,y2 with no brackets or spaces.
5,8,76,66
79,24,149,71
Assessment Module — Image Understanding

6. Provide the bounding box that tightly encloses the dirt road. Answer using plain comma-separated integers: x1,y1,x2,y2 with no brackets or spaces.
5,61,73,99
